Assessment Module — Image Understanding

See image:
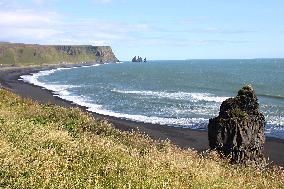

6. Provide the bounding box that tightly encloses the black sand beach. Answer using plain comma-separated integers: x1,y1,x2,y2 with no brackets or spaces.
0,65,283,167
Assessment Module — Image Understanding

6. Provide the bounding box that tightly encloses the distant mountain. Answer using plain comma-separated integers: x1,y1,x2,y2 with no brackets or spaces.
0,42,118,66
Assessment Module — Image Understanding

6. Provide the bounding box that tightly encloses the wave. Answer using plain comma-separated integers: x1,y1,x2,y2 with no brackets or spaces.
258,93,284,100
20,76,77,96
79,64,101,68
266,115,284,127
112,89,230,103
19,64,100,96
57,94,208,129
20,64,101,82
265,124,284,139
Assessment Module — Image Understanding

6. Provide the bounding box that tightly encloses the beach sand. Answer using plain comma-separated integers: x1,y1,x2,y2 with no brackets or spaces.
0,65,283,167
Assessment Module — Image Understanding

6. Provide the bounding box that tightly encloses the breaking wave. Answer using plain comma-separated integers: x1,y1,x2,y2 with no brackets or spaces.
112,89,230,103
19,65,99,96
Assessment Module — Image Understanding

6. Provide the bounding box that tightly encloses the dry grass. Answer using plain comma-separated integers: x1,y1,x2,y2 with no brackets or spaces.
0,88,283,188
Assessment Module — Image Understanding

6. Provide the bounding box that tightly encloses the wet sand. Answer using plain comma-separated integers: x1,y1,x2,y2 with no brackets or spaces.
0,65,283,167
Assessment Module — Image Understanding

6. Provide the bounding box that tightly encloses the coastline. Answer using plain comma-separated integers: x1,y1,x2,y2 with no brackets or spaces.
0,65,283,167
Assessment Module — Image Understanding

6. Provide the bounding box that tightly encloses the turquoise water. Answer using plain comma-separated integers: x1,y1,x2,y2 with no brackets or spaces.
21,59,284,139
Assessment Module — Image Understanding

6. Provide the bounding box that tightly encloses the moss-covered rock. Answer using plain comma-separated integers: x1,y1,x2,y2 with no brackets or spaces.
208,85,266,166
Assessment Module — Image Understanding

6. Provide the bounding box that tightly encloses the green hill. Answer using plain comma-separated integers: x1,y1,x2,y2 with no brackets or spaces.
0,42,118,66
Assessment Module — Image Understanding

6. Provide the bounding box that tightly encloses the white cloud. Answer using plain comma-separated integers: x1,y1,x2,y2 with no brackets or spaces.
31,0,56,5
201,27,254,34
0,10,55,26
49,19,151,45
89,40,111,46
1,28,61,39
0,8,153,45
178,16,209,25
191,39,253,45
0,0,20,9
0,9,62,42
93,0,112,4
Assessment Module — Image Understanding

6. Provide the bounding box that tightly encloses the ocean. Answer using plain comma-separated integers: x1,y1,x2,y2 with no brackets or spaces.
20,59,284,139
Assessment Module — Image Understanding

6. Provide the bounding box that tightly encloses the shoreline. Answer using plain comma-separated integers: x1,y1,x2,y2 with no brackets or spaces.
0,64,283,167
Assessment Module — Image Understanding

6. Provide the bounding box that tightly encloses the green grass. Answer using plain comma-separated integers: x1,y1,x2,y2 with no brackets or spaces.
0,88,283,188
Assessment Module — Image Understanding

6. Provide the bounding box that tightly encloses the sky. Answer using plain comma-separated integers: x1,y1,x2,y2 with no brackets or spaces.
0,0,284,60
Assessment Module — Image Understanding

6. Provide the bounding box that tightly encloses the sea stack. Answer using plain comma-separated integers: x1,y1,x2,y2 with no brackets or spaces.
208,85,266,165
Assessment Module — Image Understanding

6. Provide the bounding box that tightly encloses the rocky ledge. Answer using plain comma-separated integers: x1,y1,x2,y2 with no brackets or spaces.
208,85,266,166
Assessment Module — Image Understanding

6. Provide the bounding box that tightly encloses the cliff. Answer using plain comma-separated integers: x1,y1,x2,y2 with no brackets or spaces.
0,42,118,66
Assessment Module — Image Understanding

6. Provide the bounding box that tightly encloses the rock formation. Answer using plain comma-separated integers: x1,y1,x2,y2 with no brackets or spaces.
131,56,146,62
132,56,137,62
208,85,266,165
0,42,118,66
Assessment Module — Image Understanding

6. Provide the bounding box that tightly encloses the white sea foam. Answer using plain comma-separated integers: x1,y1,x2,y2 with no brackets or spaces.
20,75,76,96
169,106,218,117
19,64,100,96
87,104,208,128
20,64,100,83
78,64,101,68
266,116,284,127
54,92,209,128
265,123,284,139
56,94,208,128
112,89,230,103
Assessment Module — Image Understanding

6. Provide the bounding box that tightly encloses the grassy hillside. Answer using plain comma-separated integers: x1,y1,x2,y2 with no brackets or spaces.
0,42,118,66
0,88,283,188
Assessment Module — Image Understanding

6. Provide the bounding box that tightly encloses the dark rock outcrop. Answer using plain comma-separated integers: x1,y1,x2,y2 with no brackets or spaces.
132,56,145,62
208,85,266,165
132,56,137,62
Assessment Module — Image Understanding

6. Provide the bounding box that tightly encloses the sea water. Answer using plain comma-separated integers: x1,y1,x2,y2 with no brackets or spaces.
20,59,284,139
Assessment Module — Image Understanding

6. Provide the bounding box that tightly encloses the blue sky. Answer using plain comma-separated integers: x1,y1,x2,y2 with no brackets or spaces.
0,0,284,60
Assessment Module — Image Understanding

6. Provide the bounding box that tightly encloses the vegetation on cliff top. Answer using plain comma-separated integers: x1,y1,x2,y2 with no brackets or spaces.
0,42,118,66
0,88,283,188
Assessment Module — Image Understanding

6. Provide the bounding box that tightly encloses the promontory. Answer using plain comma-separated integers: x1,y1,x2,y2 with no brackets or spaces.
0,42,118,66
